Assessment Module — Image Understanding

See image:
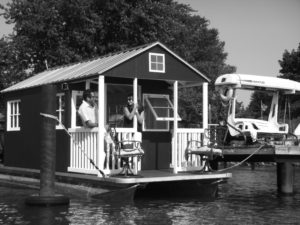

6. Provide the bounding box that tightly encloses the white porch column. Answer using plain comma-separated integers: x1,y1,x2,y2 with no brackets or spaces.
172,80,178,173
97,75,105,176
133,78,138,131
85,80,91,89
202,82,209,145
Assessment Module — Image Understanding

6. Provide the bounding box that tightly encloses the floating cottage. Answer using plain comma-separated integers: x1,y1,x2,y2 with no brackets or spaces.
1,42,231,197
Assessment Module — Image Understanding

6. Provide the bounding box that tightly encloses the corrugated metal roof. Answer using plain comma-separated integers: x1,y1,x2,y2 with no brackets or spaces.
1,42,209,93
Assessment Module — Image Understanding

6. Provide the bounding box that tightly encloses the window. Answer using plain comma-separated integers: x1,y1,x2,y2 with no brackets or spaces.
7,100,21,131
149,53,165,73
56,93,65,129
106,83,141,128
72,91,84,128
143,94,181,131
71,91,98,128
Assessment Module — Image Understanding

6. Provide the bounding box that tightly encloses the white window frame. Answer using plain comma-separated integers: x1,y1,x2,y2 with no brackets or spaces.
7,99,21,131
71,91,83,128
56,93,65,129
149,53,165,73
143,93,181,132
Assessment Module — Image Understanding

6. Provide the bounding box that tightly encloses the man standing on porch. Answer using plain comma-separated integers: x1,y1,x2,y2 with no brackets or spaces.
78,89,98,128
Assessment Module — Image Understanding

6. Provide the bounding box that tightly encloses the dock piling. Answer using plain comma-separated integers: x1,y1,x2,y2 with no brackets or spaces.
25,84,69,206
277,162,295,195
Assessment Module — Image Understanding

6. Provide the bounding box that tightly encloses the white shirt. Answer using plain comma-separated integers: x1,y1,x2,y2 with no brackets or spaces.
78,100,98,127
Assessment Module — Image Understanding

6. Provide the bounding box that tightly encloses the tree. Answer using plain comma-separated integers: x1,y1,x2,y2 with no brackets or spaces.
245,91,272,120
0,0,235,125
278,43,300,82
278,43,300,127
246,43,300,128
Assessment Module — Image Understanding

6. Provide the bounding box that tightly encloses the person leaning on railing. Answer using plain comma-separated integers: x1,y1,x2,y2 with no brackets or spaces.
78,89,98,128
123,93,144,131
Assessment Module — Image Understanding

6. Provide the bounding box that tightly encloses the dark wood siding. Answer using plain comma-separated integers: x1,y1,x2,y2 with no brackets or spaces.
104,46,206,82
139,80,173,170
4,86,70,172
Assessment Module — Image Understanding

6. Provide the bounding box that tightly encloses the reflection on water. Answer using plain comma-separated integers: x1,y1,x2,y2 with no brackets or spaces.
1,166,300,225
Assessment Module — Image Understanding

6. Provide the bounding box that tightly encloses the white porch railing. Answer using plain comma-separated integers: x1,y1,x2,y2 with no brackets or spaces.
173,125,220,172
67,128,142,176
68,125,220,176
173,128,205,172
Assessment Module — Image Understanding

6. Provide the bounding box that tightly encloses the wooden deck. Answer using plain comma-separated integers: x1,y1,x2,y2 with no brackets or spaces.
107,169,232,184
0,164,231,188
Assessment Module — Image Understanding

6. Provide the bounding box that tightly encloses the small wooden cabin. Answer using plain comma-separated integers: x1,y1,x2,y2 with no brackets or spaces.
1,42,210,177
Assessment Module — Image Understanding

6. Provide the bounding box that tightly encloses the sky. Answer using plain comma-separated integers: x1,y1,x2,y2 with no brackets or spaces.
1,0,300,106
176,0,300,106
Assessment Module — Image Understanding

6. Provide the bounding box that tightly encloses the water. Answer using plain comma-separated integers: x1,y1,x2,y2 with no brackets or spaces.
1,166,300,225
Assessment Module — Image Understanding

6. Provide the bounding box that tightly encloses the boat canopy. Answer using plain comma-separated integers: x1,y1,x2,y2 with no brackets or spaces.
215,74,300,94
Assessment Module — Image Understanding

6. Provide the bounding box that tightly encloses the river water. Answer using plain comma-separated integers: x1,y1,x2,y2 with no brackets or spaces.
1,166,300,225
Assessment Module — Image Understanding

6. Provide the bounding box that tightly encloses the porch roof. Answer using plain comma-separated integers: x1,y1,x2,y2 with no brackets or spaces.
1,42,210,93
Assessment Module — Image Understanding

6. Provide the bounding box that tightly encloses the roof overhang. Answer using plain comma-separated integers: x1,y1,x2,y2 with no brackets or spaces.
1,41,210,93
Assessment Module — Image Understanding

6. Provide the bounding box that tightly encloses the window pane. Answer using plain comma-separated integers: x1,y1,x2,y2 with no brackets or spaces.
144,105,168,130
61,95,65,109
10,103,13,115
151,55,156,62
14,115,18,127
144,95,169,131
56,111,60,126
14,102,18,114
76,95,83,127
106,84,135,128
61,111,65,125
10,116,13,128
16,115,19,127
147,97,172,118
151,62,157,71
157,63,163,71
157,55,163,63
56,96,60,109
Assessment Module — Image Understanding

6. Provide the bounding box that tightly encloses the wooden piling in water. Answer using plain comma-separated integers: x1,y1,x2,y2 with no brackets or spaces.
25,84,69,206
277,162,295,195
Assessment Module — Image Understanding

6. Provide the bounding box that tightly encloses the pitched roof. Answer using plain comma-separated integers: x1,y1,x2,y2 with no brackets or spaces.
1,41,209,93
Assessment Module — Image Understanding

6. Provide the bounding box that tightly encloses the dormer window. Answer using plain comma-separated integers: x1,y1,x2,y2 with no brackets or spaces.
149,53,165,73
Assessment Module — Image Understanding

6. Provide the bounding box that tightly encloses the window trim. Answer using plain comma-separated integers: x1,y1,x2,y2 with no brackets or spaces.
144,94,181,121
149,53,165,73
7,99,21,131
143,93,181,132
71,91,83,128
56,93,65,129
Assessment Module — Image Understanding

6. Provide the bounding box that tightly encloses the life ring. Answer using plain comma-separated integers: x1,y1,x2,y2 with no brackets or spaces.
220,87,233,102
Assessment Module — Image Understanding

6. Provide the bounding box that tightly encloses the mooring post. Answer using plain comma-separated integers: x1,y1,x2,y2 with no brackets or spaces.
277,162,295,195
40,84,57,196
25,84,69,206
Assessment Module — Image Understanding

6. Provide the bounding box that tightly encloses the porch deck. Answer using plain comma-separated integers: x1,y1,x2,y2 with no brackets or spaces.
0,164,231,188
107,169,232,185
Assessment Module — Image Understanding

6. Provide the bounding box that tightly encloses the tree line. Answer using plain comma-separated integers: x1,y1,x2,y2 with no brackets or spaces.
0,0,299,126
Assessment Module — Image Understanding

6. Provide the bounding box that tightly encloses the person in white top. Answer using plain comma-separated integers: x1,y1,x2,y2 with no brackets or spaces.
78,89,98,128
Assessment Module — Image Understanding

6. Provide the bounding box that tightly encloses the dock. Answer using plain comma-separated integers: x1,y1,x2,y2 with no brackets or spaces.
219,144,300,162
215,143,300,194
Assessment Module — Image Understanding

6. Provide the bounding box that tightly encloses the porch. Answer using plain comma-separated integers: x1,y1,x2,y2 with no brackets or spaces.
67,127,213,177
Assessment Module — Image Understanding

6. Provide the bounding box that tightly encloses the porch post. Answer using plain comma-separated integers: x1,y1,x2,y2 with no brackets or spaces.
173,80,178,173
98,75,105,176
202,82,209,146
85,80,91,89
133,78,138,131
